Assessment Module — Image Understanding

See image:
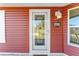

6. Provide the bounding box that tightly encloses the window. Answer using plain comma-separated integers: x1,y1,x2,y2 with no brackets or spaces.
0,10,5,43
68,6,79,47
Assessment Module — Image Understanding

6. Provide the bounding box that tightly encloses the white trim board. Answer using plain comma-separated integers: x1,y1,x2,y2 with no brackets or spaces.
50,53,68,56
0,10,5,43
0,52,28,56
0,3,70,7
0,53,68,56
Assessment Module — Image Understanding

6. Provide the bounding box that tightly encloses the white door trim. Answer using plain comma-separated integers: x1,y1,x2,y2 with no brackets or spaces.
29,9,50,55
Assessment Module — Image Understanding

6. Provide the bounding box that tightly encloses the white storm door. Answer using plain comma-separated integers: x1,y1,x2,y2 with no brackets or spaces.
29,9,50,54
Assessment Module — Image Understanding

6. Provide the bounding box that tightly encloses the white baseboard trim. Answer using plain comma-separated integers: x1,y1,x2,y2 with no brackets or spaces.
50,53,68,56
0,52,28,56
0,52,68,56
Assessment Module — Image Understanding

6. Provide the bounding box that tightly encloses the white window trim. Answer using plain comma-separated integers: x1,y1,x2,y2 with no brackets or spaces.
68,6,79,47
0,10,5,43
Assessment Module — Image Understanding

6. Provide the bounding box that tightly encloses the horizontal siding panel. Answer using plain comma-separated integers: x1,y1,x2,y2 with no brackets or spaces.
6,25,29,27
7,37,29,39
6,31,28,33
6,21,28,23
5,16,28,19
6,32,28,34
6,10,29,12
6,26,29,28
6,14,28,18
6,24,29,26
6,12,29,14
6,27,28,29
0,9,29,52
6,35,28,40
6,19,28,21
6,21,28,25
6,24,28,26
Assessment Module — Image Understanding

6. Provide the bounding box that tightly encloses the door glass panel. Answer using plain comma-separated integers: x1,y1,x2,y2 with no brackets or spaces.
33,15,45,46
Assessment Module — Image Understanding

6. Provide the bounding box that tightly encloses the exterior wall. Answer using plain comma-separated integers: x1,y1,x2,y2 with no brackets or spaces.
63,3,79,56
0,8,29,53
50,7,64,52
0,7,64,53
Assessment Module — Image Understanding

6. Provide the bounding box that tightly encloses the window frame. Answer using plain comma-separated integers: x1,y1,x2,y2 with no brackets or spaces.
0,10,5,43
68,6,79,47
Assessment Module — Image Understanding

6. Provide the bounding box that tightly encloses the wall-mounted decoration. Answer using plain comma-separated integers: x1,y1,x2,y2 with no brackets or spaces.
68,6,79,47
55,10,62,19
53,22,61,27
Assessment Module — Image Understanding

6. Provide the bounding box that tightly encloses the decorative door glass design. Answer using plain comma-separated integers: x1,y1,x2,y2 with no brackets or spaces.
33,15,45,46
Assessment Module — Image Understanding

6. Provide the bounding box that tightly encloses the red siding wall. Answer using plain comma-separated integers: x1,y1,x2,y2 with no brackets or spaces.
0,7,64,53
0,8,29,53
63,4,79,56
51,7,64,52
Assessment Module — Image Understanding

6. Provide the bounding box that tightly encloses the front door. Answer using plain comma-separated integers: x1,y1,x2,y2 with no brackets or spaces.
29,9,50,55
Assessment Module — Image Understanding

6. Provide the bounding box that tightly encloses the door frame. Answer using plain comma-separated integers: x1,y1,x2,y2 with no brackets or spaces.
29,9,50,55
